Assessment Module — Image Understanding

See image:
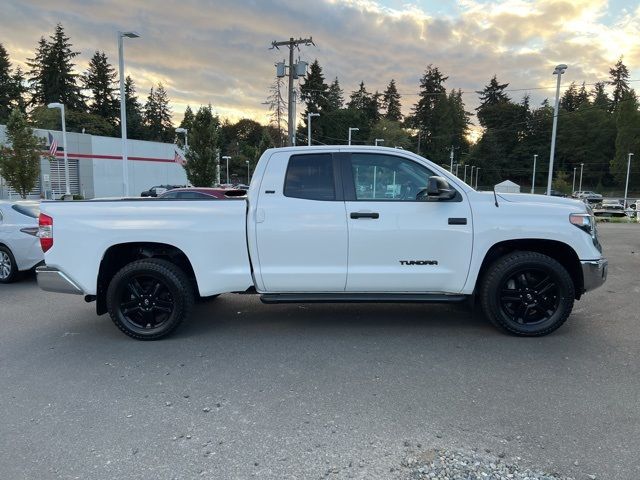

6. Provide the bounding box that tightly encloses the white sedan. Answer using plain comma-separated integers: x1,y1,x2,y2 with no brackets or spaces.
0,201,43,283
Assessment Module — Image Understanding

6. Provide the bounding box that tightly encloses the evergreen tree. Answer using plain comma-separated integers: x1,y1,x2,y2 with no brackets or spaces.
382,79,402,121
368,118,410,149
11,67,28,114
347,82,379,125
0,43,13,121
475,75,510,129
611,89,640,189
26,37,49,106
348,81,372,111
0,110,44,198
28,24,84,109
560,82,580,112
124,76,145,140
182,105,220,187
609,57,630,111
83,51,118,126
144,83,173,142
176,105,194,148
591,82,609,109
409,65,452,160
326,77,344,111
179,105,195,131
299,60,328,114
576,82,589,107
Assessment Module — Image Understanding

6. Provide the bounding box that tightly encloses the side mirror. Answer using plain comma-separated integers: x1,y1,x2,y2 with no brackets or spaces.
418,176,456,201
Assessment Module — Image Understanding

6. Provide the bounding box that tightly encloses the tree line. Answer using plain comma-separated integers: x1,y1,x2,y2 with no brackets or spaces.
1,23,638,192
288,58,639,192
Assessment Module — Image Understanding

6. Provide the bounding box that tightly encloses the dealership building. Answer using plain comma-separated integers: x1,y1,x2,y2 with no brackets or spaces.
0,126,188,199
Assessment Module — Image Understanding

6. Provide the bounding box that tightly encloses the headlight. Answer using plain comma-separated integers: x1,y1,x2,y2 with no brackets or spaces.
569,213,594,236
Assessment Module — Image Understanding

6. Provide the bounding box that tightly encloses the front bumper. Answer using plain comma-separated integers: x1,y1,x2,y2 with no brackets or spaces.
581,258,608,293
36,266,84,295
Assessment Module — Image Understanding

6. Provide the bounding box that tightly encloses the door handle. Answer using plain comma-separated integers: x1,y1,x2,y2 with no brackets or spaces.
350,212,379,219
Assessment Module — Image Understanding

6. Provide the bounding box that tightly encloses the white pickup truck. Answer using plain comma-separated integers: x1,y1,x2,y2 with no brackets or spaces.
36,146,607,340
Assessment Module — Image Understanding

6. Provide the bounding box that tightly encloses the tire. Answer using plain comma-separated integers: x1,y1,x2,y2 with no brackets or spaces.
0,246,18,284
106,258,194,340
479,251,575,336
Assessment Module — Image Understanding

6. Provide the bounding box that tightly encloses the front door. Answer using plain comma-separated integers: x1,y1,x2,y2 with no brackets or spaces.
343,152,473,293
254,152,348,292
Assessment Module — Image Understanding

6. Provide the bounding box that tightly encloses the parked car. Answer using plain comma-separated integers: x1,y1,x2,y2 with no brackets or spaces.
549,190,567,197
37,146,607,340
572,191,603,203
593,199,627,218
159,187,247,199
140,185,184,197
0,201,43,283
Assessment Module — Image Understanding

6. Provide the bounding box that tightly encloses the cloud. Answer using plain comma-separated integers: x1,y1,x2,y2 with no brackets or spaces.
1,0,638,129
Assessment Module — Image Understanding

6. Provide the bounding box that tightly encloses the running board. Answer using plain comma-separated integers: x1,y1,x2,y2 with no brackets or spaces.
260,293,468,304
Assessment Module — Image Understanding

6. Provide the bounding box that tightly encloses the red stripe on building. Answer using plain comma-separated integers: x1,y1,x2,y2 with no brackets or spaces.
44,152,176,163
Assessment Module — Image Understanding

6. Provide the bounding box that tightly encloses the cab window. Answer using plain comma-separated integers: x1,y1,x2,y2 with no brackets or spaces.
284,154,335,201
350,153,434,201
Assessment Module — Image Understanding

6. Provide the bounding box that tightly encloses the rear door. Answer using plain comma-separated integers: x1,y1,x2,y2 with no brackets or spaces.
342,152,473,293
253,152,348,292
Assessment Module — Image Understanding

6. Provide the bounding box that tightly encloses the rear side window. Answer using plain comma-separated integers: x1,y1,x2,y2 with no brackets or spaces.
284,154,335,201
12,203,40,219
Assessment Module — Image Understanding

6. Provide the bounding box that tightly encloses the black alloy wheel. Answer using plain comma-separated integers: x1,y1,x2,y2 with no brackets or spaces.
480,251,575,336
118,274,175,330
499,268,560,326
106,258,194,340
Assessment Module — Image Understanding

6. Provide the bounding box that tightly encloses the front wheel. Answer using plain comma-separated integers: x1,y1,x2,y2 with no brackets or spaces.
106,258,194,340
480,252,575,336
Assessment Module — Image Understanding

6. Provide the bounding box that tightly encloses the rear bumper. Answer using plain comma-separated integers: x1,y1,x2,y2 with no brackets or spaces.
581,258,608,293
36,266,84,295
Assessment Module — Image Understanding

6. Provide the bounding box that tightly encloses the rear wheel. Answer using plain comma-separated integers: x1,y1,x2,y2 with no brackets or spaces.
0,246,18,284
480,252,575,336
106,258,194,340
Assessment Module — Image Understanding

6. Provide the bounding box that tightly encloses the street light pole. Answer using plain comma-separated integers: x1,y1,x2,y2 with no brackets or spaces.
475,167,480,189
454,163,459,177
624,153,634,209
47,103,70,196
449,146,454,172
470,166,475,185
531,154,537,194
118,31,140,197
579,162,584,192
222,156,231,184
463,164,468,183
348,127,359,145
572,167,577,193
175,127,188,150
307,112,319,146
375,139,384,146
246,160,250,184
546,63,568,196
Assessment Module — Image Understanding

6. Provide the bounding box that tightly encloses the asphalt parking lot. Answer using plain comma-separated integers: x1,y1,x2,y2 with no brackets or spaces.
1,223,639,480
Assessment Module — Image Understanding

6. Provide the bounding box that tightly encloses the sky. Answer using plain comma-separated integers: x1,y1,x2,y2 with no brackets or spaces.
1,0,639,134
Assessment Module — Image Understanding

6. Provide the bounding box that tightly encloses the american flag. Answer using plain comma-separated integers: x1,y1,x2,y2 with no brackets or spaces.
48,132,58,156
174,150,186,166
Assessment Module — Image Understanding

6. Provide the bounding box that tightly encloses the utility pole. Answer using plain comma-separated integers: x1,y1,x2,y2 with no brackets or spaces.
417,131,421,155
531,154,537,194
271,37,314,147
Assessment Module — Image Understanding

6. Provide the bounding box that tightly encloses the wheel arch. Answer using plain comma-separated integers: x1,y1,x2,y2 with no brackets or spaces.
96,242,198,315
475,239,584,300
